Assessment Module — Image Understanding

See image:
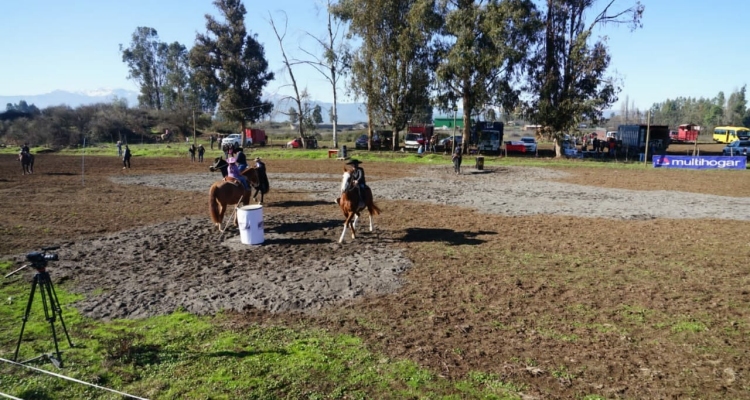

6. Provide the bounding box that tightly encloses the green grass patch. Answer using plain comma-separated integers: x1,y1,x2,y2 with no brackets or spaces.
0,261,526,399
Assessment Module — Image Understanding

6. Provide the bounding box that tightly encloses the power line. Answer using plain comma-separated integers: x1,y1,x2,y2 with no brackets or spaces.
0,357,148,400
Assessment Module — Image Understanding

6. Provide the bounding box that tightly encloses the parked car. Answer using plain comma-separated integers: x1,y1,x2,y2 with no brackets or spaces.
722,140,750,156
438,135,462,151
286,136,319,149
354,134,381,149
221,133,244,148
403,132,425,151
519,136,537,153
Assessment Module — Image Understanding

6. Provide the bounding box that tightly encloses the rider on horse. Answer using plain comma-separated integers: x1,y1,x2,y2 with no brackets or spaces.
235,147,248,171
342,159,367,208
21,143,30,154
227,157,250,191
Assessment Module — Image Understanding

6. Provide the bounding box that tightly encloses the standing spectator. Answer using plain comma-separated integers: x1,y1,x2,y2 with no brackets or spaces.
122,145,132,169
430,135,437,153
198,144,205,162
116,140,122,157
452,143,463,174
209,134,216,150
189,144,196,162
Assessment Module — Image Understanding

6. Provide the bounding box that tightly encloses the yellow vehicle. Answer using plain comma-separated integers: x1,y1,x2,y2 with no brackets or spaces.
713,126,750,143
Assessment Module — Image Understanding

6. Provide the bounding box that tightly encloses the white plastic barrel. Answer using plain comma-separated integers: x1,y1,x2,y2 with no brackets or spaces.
236,205,264,245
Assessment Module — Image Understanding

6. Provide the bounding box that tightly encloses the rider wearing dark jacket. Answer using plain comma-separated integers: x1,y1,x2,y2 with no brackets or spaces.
235,148,248,171
346,159,366,188
254,157,270,193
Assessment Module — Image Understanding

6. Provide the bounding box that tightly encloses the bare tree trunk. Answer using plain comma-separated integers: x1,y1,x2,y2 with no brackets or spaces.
269,12,307,148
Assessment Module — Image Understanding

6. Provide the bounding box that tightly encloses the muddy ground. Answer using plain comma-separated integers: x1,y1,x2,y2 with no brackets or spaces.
1,149,749,399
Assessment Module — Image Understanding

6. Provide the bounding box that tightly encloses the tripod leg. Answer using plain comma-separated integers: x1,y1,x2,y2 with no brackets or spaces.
45,276,74,347
38,273,64,368
14,275,39,362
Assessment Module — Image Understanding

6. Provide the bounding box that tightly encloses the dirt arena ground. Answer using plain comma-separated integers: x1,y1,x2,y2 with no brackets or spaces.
1,149,749,398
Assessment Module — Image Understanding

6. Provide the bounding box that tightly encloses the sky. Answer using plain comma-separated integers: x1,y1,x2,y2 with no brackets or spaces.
0,0,747,112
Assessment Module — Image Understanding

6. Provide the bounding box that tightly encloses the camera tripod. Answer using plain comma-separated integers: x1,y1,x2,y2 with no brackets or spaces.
6,250,74,368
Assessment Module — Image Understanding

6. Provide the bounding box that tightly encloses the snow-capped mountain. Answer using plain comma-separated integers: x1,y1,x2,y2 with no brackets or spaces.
1,89,369,124
0,89,140,109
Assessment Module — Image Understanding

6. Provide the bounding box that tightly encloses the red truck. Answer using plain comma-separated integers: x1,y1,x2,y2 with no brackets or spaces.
669,124,699,143
243,128,267,146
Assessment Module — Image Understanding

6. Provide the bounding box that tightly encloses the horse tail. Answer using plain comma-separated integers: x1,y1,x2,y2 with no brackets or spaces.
208,183,221,223
365,187,380,216
368,201,381,216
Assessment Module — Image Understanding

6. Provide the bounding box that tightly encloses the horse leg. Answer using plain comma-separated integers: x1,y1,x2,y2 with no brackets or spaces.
368,212,374,232
338,219,349,243
352,213,359,230
339,213,356,243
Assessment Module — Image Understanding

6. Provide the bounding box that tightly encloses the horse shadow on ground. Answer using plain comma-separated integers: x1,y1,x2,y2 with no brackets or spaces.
400,228,496,246
44,172,76,176
271,200,332,208
269,219,341,234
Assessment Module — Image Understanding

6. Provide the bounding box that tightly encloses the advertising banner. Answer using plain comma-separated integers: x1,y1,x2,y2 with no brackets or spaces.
653,155,747,170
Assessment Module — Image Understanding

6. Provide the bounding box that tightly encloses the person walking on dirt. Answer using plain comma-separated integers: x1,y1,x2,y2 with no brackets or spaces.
116,140,122,157
189,144,196,162
122,145,132,169
198,144,205,162
452,143,463,174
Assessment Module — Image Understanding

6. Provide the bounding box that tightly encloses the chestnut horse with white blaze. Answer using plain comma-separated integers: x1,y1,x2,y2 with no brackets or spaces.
336,165,381,243
208,159,260,230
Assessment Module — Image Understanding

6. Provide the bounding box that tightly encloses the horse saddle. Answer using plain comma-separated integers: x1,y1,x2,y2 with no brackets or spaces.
223,176,243,188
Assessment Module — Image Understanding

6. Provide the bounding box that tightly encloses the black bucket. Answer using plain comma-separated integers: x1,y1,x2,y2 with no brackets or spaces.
475,156,484,170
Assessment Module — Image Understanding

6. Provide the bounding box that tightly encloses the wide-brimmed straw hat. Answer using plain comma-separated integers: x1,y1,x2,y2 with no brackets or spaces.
254,157,261,161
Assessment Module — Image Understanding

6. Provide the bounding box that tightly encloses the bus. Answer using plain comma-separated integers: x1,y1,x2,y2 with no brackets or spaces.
713,126,750,143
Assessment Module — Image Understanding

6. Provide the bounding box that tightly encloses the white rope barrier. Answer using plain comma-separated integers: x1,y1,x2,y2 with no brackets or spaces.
0,391,23,400
0,357,148,400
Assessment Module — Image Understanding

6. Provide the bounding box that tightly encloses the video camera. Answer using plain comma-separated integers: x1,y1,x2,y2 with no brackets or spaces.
25,246,60,268
4,246,60,279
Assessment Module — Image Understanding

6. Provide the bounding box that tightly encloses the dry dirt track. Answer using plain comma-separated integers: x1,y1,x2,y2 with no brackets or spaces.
2,152,750,399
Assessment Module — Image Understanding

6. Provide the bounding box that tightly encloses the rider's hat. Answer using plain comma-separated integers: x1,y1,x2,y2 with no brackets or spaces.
254,157,261,161
227,157,237,164
345,159,361,165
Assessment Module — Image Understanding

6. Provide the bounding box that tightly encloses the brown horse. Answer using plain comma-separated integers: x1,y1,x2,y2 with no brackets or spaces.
210,156,269,204
336,166,381,243
208,166,260,231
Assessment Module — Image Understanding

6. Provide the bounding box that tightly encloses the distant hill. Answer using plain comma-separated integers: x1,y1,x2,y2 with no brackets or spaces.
0,89,140,109
1,89,370,124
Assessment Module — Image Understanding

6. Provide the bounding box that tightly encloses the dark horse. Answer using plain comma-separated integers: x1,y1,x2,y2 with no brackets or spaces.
19,152,34,175
336,165,381,243
209,156,269,204
207,159,260,231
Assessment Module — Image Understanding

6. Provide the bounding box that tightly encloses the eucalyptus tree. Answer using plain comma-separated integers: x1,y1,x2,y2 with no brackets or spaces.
190,0,275,145
527,0,644,156
120,27,167,110
334,0,442,150
435,0,541,154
